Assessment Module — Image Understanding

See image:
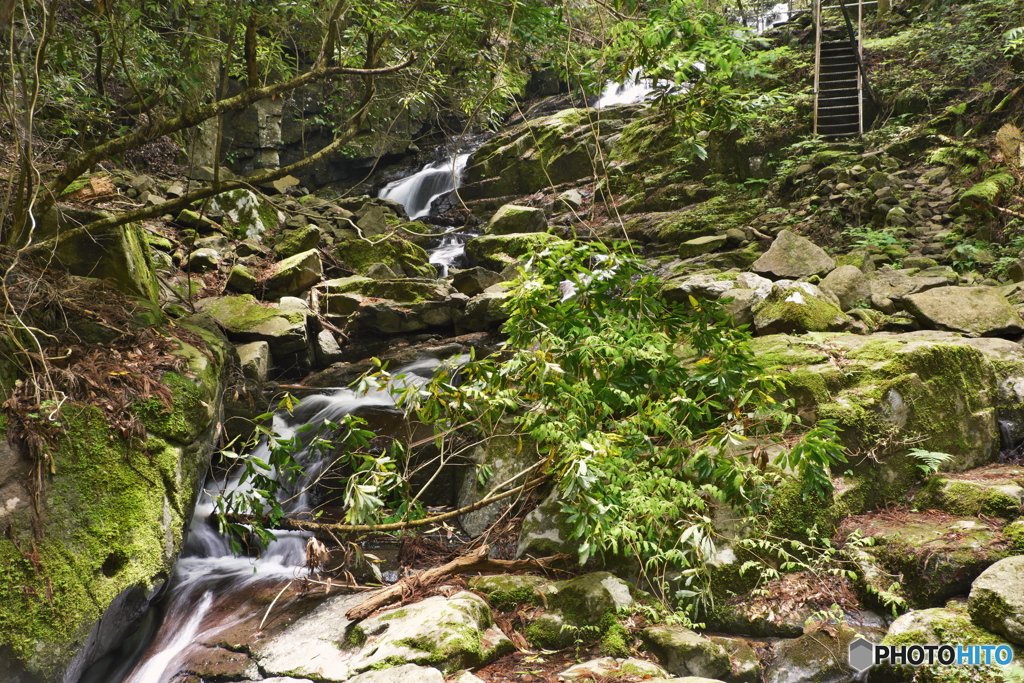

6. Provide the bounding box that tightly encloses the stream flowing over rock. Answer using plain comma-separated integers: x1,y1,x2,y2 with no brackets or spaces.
4,3,1024,679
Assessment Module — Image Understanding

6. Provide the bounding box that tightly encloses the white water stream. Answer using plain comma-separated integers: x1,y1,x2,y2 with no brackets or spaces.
378,153,471,220
97,358,457,683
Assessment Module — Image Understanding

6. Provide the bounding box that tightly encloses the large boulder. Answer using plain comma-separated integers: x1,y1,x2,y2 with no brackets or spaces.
455,421,540,536
0,321,231,683
820,265,871,311
461,108,620,200
750,332,1024,516
525,572,636,649
252,591,511,679
317,277,456,335
751,229,835,280
752,282,852,335
209,188,285,240
53,220,159,301
485,204,548,235
968,555,1024,644
335,238,435,279
465,232,564,271
264,249,323,297
765,626,882,683
198,294,309,357
640,625,732,680
903,286,1024,337
841,512,1012,608
878,606,1016,682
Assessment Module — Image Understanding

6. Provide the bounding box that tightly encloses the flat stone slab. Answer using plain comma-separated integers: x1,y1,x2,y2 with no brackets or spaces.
903,286,1024,337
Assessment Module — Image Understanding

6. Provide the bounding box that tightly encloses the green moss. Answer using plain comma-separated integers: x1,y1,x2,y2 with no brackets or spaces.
334,238,434,278
597,618,632,657
133,371,210,444
914,478,1022,518
753,288,848,334
370,656,408,671
0,404,185,678
393,622,488,672
1003,520,1024,550
343,624,367,648
767,477,841,541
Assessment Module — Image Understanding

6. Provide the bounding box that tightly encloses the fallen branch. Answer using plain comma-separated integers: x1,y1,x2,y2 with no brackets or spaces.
221,473,550,534
345,543,570,621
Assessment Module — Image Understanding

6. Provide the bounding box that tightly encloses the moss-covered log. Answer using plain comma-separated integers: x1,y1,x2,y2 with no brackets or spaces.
959,172,1017,217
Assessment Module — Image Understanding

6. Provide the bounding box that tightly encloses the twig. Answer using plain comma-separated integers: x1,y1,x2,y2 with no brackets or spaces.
344,544,570,621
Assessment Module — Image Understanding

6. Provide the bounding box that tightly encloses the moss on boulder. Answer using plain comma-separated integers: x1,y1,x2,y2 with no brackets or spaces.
465,232,564,271
335,238,435,279
0,329,229,682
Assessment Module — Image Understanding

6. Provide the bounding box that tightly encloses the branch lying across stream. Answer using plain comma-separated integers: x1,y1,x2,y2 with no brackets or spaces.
220,473,551,534
345,543,570,621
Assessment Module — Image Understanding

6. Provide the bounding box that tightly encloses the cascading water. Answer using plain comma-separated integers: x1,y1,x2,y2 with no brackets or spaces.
378,150,478,277
90,357,459,683
595,67,655,108
378,153,471,220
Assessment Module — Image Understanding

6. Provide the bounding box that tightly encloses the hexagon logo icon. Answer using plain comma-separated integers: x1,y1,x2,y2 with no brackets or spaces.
849,637,875,672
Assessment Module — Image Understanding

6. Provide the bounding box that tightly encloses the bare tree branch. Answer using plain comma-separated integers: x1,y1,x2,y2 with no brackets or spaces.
33,53,415,223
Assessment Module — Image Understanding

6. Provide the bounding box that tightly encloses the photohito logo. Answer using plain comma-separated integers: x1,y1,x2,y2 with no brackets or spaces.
849,637,1015,671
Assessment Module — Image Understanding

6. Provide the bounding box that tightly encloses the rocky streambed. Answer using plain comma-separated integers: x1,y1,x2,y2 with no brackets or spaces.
3,62,1024,683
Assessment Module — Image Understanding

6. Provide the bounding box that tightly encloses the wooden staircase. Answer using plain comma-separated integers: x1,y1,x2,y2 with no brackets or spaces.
812,0,877,138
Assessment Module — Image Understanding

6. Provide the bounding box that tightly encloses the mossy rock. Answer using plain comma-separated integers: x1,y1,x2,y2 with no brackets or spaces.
335,237,435,279
752,283,851,335
208,188,284,240
53,220,159,302
273,225,321,259
875,607,1020,683
843,512,1012,608
751,332,1024,478
0,327,228,681
464,232,564,271
469,575,547,611
913,475,1024,519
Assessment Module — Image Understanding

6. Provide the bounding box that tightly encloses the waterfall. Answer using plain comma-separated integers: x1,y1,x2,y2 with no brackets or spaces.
378,153,471,220
596,68,655,108
93,357,462,683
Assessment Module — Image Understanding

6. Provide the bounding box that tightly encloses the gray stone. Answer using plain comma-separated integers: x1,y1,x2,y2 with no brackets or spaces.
356,592,512,672
679,235,728,258
558,657,668,680
904,286,1024,337
451,267,503,297
236,341,271,382
557,189,584,211
641,625,731,680
227,264,257,293
516,488,573,560
366,262,398,280
355,205,392,238
969,556,1024,644
315,329,345,367
764,627,878,683
486,204,548,235
465,232,564,271
751,230,835,280
199,295,308,355
820,265,871,311
264,249,323,297
456,420,539,536
186,248,219,272
753,282,851,335
458,287,510,332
